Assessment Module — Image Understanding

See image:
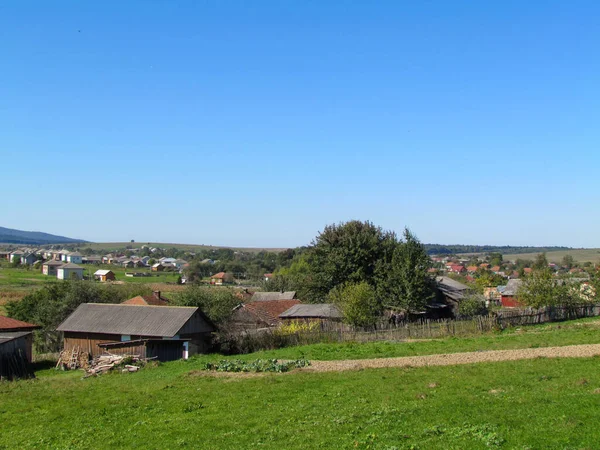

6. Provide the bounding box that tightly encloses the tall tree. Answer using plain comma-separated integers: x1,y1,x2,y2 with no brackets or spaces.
303,220,397,302
533,253,549,270
376,228,434,312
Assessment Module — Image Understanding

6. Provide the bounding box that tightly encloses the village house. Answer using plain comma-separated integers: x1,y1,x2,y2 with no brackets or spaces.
66,252,83,264
447,264,466,274
57,303,215,361
231,292,300,329
9,250,24,263
57,263,84,280
210,272,234,285
279,304,343,323
42,260,64,276
20,253,37,266
94,269,116,282
82,255,102,264
152,262,165,272
500,279,523,307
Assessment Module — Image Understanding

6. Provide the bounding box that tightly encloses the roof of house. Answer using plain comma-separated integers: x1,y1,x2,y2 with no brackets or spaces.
251,291,297,302
466,266,479,272
0,331,32,346
0,316,40,332
436,276,470,301
122,292,170,306
68,252,82,257
502,279,523,296
211,272,229,279
58,263,83,270
43,260,64,266
279,303,343,319
241,299,302,326
57,303,207,336
94,270,114,276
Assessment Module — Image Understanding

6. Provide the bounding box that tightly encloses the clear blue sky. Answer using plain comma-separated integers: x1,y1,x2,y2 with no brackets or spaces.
1,1,599,248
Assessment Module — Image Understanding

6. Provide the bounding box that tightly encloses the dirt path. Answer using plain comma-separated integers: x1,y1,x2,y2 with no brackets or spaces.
300,343,600,373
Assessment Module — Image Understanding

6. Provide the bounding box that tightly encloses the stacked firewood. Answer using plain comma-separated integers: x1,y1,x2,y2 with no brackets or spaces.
84,354,147,377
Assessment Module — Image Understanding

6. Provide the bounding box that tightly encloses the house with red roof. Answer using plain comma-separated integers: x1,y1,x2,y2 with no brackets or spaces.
210,272,234,285
122,291,170,306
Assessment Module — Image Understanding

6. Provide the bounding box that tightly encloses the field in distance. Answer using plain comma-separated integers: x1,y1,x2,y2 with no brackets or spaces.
83,242,288,253
500,248,600,264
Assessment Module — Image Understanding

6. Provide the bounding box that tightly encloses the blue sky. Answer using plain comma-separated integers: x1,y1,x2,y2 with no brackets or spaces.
1,1,599,248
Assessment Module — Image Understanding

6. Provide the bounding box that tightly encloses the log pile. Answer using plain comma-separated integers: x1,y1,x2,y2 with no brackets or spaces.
56,347,90,370
84,354,150,377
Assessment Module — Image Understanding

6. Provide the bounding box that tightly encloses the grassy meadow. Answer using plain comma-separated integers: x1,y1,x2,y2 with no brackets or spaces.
501,248,600,264
4,319,600,448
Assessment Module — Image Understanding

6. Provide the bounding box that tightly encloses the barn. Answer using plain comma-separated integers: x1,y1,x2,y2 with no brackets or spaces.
57,304,216,361
94,269,116,282
0,316,40,380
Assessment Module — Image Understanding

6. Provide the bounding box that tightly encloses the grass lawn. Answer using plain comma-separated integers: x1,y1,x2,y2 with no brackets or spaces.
4,317,600,448
2,355,600,449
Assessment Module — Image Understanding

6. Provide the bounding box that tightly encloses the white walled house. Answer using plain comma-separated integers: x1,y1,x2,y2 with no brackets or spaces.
43,260,64,276
66,252,83,264
57,263,84,280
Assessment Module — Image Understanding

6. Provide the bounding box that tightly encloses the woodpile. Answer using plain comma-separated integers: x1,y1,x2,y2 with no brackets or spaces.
84,354,146,377
56,348,151,376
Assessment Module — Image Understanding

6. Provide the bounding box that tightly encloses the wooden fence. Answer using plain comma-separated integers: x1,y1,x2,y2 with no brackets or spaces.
222,304,600,354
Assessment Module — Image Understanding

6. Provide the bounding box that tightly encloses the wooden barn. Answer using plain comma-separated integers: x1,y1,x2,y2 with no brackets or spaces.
0,316,40,363
500,279,523,308
57,304,216,361
231,298,301,330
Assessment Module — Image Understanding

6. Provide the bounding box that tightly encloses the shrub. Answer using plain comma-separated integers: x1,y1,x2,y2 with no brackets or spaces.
202,359,310,373
458,295,488,319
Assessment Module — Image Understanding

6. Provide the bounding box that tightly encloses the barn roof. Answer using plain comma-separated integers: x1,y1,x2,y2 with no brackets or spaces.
0,331,32,345
251,291,297,302
0,316,40,332
436,276,470,301
241,300,301,326
502,279,523,296
279,304,343,319
57,304,203,337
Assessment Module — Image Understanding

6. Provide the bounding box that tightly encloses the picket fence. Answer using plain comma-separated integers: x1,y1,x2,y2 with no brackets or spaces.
223,304,600,353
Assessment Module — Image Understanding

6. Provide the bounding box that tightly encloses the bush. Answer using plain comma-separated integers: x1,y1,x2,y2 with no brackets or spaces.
458,296,488,319
328,281,381,328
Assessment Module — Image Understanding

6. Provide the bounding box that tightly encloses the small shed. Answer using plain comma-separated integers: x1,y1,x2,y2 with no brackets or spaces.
57,304,216,360
231,299,301,329
435,276,471,316
94,269,116,282
279,304,343,323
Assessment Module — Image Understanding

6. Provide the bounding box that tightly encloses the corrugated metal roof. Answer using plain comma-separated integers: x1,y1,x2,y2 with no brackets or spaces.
0,331,31,345
57,304,201,337
279,304,343,319
94,270,113,276
436,276,470,301
251,291,297,301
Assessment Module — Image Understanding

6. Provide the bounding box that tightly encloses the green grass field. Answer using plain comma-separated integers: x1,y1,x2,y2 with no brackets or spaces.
3,317,600,449
500,248,600,264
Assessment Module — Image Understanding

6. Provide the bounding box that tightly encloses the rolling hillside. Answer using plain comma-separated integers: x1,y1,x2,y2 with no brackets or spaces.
0,226,87,245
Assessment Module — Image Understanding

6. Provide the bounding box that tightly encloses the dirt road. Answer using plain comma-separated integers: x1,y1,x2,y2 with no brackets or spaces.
301,343,600,373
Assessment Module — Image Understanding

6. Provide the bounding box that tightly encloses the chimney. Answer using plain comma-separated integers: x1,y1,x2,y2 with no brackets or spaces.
153,290,161,300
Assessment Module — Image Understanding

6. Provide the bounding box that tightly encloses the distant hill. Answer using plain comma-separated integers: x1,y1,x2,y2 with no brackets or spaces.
0,226,87,245
424,244,571,256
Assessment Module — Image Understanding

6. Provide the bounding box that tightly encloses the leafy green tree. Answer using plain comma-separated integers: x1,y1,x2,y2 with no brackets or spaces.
562,254,575,270
457,295,488,318
328,282,380,328
376,228,434,312
533,253,549,270
303,220,397,302
173,285,239,325
489,252,503,267
517,269,569,308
